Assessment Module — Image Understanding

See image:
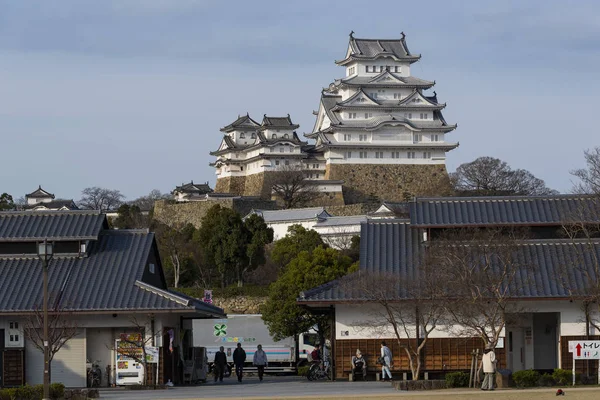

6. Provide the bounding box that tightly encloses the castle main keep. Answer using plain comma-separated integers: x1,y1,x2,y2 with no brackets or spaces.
210,33,458,205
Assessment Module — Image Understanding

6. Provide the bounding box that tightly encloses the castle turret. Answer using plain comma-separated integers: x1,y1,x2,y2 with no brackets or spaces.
306,32,458,203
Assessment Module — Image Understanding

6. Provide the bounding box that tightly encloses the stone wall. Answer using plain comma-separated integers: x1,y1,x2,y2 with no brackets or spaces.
244,172,273,199
326,203,380,216
153,198,277,229
213,296,267,314
215,176,246,196
326,164,452,204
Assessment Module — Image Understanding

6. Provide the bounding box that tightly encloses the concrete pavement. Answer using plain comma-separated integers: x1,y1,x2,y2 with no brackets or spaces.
99,375,398,399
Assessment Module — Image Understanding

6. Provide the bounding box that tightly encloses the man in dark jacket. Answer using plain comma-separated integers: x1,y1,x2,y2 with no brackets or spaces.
213,346,227,383
233,343,247,383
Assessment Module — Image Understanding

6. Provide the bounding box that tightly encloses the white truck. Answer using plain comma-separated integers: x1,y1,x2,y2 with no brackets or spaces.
192,314,317,374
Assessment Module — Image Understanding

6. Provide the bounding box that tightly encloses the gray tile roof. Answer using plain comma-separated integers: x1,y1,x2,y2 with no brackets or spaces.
0,230,224,316
23,200,79,211
26,186,55,199
220,114,260,132
248,207,331,223
410,195,599,227
337,74,434,88
0,211,107,242
314,215,367,228
298,219,600,303
260,115,299,130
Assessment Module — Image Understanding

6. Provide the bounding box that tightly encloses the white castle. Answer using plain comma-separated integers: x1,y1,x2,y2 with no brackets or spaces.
211,32,458,205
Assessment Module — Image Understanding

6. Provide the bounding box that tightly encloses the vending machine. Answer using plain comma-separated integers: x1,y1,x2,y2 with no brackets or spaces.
115,334,144,385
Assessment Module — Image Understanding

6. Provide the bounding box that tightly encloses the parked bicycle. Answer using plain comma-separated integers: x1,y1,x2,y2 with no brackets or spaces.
87,361,102,388
307,357,331,381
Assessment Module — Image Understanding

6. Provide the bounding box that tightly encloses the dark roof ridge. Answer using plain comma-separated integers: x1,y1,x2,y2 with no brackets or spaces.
100,229,151,236
0,209,101,216
362,218,411,224
413,194,586,202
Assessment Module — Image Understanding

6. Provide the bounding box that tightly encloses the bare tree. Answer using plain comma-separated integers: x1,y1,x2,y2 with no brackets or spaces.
114,316,161,387
451,156,557,196
79,187,125,211
23,307,79,381
347,260,448,380
429,228,535,348
130,189,170,211
270,165,321,209
572,147,600,195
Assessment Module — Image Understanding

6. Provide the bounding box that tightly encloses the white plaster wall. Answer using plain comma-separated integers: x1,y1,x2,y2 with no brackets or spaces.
268,220,318,241
354,61,411,77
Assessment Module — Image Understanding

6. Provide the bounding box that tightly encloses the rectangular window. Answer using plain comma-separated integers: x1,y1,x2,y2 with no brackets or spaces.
422,152,431,159
369,92,377,99
432,134,439,142
270,147,274,153
316,174,319,179
424,113,428,119
149,263,155,274
408,113,412,119
359,151,368,159
279,147,284,153
348,113,357,119
385,66,391,71
289,147,293,152
275,160,280,166
379,66,383,72
365,66,369,73
343,134,352,141
414,134,422,143
375,151,383,159
364,113,372,119
394,93,402,99
407,151,415,159
345,151,352,159
395,66,400,73
359,134,367,141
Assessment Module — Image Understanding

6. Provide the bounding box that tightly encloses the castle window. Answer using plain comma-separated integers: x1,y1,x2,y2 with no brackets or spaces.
394,93,401,99
359,151,368,159
370,92,377,99
284,133,289,139
395,66,400,73
251,133,256,139
375,151,383,159
414,134,422,143
345,151,352,159
289,147,293,153
316,174,319,179
432,134,439,142
365,66,369,73
423,151,431,159
240,166,244,171
364,113,372,119
279,147,284,153
348,113,357,119
343,134,351,141
407,151,415,159
391,151,400,159
270,147,274,153
272,134,277,139
359,134,367,141
385,66,391,71
379,66,384,72
275,160,280,166
240,133,246,139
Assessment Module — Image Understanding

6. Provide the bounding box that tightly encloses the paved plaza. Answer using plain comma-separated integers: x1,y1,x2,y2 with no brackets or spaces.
99,376,397,400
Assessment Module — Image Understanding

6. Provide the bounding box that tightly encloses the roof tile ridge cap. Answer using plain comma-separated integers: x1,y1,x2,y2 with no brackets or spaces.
134,280,190,306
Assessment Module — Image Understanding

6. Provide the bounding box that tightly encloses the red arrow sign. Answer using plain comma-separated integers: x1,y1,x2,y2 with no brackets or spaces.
576,343,582,356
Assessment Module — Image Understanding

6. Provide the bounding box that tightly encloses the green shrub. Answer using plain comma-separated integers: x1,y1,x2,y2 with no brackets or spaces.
552,368,572,385
297,366,310,376
49,383,65,400
0,388,17,400
512,369,540,387
15,384,37,400
445,371,470,388
538,373,555,387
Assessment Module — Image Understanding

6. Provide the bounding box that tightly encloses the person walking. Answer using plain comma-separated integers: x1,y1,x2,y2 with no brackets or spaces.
253,344,268,382
233,343,247,383
213,346,227,383
351,349,367,380
481,347,497,391
380,341,393,381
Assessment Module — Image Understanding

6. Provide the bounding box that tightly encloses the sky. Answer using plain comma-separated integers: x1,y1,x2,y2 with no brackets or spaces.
1,0,600,201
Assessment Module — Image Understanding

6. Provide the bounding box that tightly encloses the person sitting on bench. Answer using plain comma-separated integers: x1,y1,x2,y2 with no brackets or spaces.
351,349,367,380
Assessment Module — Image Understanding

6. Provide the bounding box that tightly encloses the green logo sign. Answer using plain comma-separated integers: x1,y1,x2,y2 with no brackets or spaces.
214,324,227,337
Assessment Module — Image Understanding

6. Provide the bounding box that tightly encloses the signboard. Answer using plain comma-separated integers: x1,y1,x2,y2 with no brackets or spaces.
146,346,159,364
569,340,600,360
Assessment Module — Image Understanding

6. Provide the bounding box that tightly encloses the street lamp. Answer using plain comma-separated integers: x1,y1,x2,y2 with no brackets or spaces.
37,239,53,400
